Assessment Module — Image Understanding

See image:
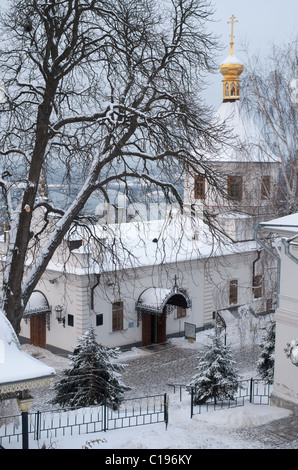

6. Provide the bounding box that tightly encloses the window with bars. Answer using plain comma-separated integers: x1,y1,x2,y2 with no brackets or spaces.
261,176,271,200
229,280,238,305
194,175,206,200
228,176,243,201
112,301,123,331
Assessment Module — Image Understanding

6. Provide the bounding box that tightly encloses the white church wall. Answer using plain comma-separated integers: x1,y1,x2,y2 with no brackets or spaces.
90,260,206,349
19,271,87,353
271,244,298,412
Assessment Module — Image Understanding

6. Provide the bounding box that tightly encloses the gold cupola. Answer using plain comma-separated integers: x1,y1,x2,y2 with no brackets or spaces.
220,15,244,102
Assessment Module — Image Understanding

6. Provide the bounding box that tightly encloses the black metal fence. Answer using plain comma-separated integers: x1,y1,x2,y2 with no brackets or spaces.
190,378,272,417
0,393,168,448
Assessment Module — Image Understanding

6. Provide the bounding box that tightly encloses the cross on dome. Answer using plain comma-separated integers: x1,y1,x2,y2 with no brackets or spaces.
228,14,239,55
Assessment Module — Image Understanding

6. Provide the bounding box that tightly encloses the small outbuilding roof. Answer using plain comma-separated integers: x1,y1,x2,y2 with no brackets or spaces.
0,309,55,397
259,213,298,236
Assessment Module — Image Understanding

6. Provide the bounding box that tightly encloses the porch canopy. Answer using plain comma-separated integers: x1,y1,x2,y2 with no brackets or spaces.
23,291,51,318
136,287,192,316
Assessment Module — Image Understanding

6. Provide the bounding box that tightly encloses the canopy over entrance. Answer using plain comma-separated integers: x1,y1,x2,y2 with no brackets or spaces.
136,279,192,347
24,291,51,317
136,285,192,316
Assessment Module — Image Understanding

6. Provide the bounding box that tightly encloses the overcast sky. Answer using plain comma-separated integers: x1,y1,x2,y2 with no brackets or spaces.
205,0,298,108
0,0,297,110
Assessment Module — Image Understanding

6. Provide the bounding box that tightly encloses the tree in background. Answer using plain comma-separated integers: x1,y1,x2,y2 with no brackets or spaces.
189,327,240,405
51,328,130,409
0,0,227,335
256,320,275,384
242,37,298,215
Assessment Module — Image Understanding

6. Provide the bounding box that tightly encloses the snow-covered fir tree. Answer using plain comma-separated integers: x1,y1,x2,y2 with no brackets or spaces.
257,321,276,384
51,328,130,409
189,327,240,405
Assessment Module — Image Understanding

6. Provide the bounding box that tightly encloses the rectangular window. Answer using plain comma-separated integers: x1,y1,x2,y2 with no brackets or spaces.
228,176,243,201
194,175,205,200
229,280,238,305
253,275,262,299
67,314,74,327
176,306,186,318
266,299,274,313
261,176,271,200
112,301,123,331
96,314,103,326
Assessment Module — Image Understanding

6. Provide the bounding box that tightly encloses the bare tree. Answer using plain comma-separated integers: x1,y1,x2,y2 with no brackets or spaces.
0,0,227,335
242,37,298,215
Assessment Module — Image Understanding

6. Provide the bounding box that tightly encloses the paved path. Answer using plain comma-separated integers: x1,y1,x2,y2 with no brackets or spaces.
121,343,298,449
121,341,260,397
121,343,199,397
237,414,298,449
28,341,298,448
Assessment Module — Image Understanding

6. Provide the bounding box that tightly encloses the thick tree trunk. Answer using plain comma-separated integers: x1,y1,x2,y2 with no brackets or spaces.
1,83,58,333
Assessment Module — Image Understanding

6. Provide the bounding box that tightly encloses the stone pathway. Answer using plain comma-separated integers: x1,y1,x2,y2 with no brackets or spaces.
27,341,298,448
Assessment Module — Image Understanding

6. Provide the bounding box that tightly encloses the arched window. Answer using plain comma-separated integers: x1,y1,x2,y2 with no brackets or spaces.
225,82,229,97
231,82,236,96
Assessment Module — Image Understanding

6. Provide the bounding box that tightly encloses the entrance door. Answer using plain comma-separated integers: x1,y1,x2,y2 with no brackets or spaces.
142,309,167,346
30,315,46,348
142,313,152,346
156,308,167,344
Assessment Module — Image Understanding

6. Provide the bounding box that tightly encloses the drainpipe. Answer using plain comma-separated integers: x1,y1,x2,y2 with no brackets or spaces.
252,249,261,278
90,275,101,311
254,223,281,308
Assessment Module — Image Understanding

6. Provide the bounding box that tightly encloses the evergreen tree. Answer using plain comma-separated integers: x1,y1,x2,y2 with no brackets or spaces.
51,328,130,409
189,327,240,405
257,321,275,384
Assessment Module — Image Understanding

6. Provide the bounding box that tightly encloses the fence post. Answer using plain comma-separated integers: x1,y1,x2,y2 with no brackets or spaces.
103,402,107,432
190,388,194,419
249,378,254,404
34,411,41,441
164,393,168,430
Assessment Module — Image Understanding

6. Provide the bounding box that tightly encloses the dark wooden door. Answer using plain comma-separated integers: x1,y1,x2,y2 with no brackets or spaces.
156,309,167,344
30,315,46,348
142,310,167,346
142,313,152,346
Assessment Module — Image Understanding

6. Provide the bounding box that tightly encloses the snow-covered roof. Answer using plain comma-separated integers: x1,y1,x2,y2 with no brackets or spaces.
259,212,298,236
0,309,55,395
207,101,277,164
53,216,259,276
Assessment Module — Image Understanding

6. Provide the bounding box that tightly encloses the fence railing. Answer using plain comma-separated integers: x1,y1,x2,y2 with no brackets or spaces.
190,378,273,417
0,393,168,449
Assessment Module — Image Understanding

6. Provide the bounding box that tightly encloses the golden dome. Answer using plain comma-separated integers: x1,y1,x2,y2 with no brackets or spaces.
220,15,244,101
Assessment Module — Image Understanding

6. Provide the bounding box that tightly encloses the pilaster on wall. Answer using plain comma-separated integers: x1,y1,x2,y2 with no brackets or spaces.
74,275,91,337
203,264,215,326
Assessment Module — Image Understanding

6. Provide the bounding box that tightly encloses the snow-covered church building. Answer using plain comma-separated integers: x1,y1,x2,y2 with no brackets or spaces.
6,33,279,354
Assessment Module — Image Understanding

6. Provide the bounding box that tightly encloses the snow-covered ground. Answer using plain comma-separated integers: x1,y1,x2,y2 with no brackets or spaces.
1,311,296,449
